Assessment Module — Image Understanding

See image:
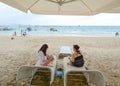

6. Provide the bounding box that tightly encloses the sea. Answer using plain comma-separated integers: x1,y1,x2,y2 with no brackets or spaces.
0,25,120,37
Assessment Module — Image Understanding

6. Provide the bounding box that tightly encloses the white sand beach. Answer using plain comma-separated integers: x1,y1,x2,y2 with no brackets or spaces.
0,36,120,86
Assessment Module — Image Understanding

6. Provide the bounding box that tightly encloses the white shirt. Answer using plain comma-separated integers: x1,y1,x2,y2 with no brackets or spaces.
35,51,47,66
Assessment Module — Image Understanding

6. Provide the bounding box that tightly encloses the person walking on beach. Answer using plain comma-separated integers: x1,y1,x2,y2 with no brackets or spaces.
35,44,54,66
13,31,17,36
21,30,23,36
11,31,17,40
115,32,119,37
23,31,27,36
67,45,84,67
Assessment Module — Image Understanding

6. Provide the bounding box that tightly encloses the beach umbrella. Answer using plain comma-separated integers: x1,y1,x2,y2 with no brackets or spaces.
104,6,120,13
0,0,120,15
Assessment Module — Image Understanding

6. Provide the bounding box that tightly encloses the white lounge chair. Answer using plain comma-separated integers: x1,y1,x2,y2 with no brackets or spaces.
16,55,57,86
59,46,72,58
63,57,105,86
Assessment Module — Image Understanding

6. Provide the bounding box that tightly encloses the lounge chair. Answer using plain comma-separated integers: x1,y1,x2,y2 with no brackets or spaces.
16,55,57,86
63,57,105,86
59,46,72,58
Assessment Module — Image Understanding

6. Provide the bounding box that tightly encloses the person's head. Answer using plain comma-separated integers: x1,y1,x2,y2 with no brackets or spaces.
38,44,48,56
73,45,80,54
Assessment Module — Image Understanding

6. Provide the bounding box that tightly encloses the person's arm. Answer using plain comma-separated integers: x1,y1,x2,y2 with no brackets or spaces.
46,55,54,63
71,53,76,62
44,58,53,63
46,54,50,59
46,54,53,59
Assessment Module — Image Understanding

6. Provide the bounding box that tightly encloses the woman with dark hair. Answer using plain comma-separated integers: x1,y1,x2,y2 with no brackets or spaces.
35,44,54,66
68,45,84,67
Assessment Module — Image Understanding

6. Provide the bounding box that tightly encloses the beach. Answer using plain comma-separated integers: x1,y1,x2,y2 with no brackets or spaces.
0,36,120,86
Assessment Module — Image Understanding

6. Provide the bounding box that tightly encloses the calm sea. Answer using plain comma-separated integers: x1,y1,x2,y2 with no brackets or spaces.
0,25,120,37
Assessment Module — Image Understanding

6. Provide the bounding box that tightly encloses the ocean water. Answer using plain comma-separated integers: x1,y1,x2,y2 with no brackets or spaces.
0,26,120,37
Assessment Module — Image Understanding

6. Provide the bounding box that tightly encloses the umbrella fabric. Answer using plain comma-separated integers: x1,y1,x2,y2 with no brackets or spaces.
104,6,120,13
0,0,120,15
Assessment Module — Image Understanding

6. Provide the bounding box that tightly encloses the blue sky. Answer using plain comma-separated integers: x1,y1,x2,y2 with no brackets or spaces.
0,2,120,26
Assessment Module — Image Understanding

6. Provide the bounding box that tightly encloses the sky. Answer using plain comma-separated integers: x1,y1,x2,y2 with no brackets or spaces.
0,2,120,26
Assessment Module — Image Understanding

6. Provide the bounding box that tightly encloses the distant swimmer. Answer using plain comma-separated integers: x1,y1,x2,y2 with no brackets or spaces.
115,32,119,37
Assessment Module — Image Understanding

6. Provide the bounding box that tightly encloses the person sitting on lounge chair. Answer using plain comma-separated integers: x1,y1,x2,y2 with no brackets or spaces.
67,45,84,67
35,44,54,66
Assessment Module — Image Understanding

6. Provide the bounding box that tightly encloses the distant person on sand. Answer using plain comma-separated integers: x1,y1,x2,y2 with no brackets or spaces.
67,45,84,67
11,31,16,40
23,31,27,36
13,31,17,36
35,44,54,66
115,32,119,37
21,30,23,36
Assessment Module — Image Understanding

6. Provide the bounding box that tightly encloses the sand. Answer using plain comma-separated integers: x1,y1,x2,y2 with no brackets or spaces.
0,36,120,86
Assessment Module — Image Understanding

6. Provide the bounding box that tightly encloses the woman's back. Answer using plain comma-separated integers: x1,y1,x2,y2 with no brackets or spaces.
73,55,84,67
35,51,47,66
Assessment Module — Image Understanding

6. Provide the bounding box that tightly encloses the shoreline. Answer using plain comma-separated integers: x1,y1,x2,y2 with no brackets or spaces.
0,35,118,38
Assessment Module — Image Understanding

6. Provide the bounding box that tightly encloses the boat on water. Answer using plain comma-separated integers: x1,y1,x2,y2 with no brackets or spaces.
26,27,32,31
50,28,57,31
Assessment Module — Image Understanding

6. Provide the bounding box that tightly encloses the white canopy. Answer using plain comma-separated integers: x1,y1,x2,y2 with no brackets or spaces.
0,0,120,15
104,6,120,13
